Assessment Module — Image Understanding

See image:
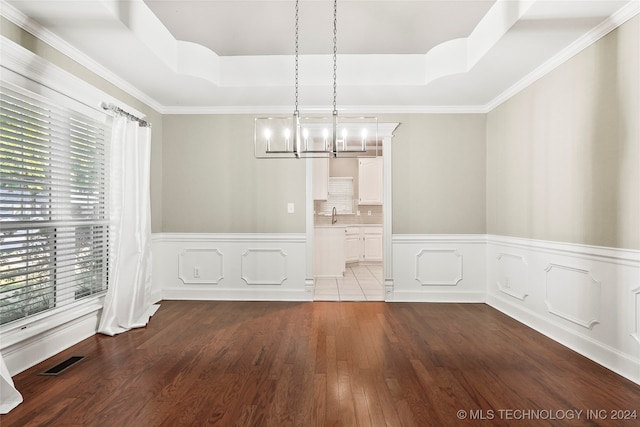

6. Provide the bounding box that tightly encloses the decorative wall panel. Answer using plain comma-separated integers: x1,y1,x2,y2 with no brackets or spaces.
415,249,463,286
486,235,640,385
544,264,601,329
496,253,528,300
241,249,288,285
178,249,223,285
154,233,307,301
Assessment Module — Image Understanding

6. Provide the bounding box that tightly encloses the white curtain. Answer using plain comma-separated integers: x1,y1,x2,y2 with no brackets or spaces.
0,353,22,414
98,116,158,336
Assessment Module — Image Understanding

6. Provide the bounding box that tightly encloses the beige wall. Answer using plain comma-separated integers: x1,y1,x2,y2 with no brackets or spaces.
160,113,487,234
486,16,639,249
5,13,636,248
388,114,487,234
162,115,306,233
1,17,164,233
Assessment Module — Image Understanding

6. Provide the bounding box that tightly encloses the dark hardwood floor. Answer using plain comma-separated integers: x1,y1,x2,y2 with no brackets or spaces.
3,301,640,426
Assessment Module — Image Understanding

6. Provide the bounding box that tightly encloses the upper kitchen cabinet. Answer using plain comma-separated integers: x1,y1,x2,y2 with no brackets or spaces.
358,157,383,205
312,157,329,200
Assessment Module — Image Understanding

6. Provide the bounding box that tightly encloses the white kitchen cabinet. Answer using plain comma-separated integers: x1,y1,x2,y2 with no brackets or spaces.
358,157,383,205
344,227,361,263
362,227,383,261
314,226,345,276
312,157,329,200
344,226,383,263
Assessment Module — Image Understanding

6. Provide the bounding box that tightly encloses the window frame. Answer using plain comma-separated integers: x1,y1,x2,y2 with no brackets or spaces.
0,36,144,350
1,78,111,325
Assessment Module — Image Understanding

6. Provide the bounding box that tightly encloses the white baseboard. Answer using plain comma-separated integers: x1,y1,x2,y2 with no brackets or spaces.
1,298,103,375
390,290,486,303
162,287,309,301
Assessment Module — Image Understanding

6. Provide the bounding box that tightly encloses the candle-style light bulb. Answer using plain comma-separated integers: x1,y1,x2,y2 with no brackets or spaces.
361,128,367,151
265,128,271,151
341,129,347,151
323,128,329,151
284,128,291,151
303,128,309,151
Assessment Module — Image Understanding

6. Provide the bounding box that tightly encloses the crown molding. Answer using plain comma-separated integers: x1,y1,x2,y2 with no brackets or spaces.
0,36,146,121
485,1,640,112
160,104,489,115
2,0,636,116
0,0,164,113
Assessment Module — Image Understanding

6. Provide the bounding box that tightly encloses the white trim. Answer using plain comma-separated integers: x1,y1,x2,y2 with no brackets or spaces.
0,296,104,375
162,288,308,301
0,36,145,119
393,234,488,244
488,234,640,265
0,0,163,113
160,105,490,115
486,2,640,111
392,290,486,303
382,124,398,299
152,233,305,244
487,234,640,385
305,157,316,298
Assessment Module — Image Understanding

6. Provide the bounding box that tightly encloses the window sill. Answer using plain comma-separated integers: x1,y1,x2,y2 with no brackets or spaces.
0,294,105,350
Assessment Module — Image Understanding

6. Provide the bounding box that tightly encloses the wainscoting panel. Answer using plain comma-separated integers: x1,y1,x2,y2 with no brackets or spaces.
153,233,309,301
178,249,223,285
496,253,529,301
544,263,601,329
415,249,463,286
486,235,640,385
391,235,486,302
241,249,288,285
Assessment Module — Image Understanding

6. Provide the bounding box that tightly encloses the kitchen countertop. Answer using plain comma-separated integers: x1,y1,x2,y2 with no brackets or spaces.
314,224,382,228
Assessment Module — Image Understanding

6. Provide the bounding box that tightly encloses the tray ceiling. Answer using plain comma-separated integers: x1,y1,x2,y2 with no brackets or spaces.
2,0,637,113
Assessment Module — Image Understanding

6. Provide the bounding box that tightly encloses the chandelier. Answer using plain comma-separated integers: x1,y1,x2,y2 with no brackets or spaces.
254,0,378,158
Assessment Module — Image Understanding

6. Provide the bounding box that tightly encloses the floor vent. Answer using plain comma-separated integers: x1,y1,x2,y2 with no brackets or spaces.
39,356,85,376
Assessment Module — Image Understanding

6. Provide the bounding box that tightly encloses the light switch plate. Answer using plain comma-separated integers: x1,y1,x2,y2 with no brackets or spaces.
287,203,295,213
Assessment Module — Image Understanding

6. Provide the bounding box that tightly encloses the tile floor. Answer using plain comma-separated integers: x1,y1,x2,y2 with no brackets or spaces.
313,264,384,301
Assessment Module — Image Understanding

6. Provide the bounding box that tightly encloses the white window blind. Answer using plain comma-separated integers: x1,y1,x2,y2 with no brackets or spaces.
319,177,354,214
0,81,110,325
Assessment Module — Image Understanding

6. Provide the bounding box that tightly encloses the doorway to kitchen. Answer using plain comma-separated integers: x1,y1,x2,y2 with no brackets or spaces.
308,123,398,302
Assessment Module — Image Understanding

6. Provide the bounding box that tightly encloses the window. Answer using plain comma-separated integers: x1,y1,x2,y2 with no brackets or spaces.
0,81,110,325
318,177,354,215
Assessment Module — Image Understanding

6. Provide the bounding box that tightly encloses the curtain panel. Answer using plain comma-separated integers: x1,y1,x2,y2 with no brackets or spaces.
98,116,158,336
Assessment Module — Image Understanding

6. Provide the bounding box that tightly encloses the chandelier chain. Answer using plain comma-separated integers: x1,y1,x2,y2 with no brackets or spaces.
294,0,299,114
332,0,338,114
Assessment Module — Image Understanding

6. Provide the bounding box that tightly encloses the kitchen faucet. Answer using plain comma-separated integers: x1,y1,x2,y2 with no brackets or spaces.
331,206,337,224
